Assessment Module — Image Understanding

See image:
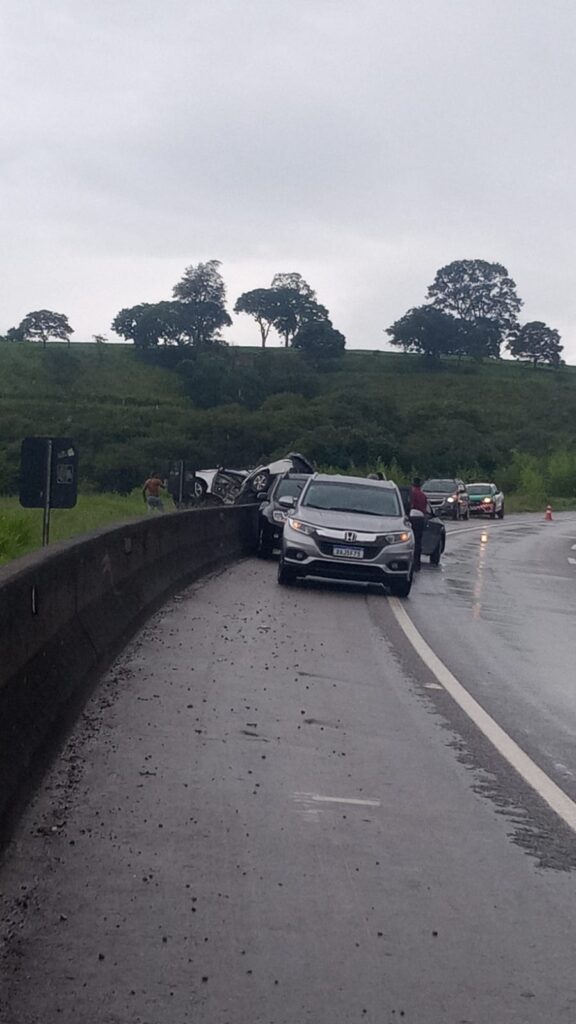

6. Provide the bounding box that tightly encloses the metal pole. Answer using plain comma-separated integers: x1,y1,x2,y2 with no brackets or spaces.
178,460,184,506
42,438,53,546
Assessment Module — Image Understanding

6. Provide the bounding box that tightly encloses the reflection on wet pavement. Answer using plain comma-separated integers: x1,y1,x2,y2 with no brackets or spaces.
443,530,524,634
405,515,576,850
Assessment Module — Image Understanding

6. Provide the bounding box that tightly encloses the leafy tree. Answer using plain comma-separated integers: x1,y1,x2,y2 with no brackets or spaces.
269,272,329,347
112,301,231,349
111,302,182,348
5,325,25,342
177,300,231,348
272,288,329,348
292,320,346,358
507,321,563,367
173,259,226,305
427,260,522,353
18,309,73,349
386,306,460,360
454,317,502,361
270,272,316,299
172,260,231,346
234,288,281,347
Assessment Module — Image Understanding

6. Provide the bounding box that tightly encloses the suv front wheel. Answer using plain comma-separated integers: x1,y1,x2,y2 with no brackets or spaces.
278,561,297,585
388,574,412,598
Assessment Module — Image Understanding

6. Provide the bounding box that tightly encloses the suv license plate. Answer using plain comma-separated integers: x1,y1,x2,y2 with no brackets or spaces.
333,546,364,559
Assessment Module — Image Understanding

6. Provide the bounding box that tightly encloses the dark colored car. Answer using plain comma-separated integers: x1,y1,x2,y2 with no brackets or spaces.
422,478,469,520
257,473,310,557
398,485,446,565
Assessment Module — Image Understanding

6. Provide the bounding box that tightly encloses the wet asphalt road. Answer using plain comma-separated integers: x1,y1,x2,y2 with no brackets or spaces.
409,512,576,805
2,513,576,1023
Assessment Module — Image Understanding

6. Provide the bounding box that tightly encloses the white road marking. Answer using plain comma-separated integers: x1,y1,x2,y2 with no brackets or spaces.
571,543,576,550
295,792,381,807
423,682,444,690
445,515,576,541
568,557,576,566
445,525,489,537
388,598,576,835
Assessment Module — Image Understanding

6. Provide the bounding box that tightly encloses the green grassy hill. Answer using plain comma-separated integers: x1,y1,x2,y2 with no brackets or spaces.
1,341,576,503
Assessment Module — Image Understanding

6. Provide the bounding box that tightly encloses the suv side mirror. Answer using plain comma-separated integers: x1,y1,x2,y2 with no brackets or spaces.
256,491,268,501
278,496,296,509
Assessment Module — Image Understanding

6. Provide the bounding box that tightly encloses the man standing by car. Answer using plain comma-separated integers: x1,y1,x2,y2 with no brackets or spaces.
409,476,429,571
142,471,166,513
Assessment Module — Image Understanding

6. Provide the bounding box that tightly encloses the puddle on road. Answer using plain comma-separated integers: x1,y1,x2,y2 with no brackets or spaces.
441,534,525,635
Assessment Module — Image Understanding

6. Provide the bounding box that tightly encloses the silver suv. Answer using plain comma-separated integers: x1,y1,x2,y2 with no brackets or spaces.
278,474,414,597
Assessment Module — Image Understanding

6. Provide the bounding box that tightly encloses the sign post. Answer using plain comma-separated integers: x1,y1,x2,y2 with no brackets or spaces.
167,460,198,507
20,437,79,545
41,438,54,546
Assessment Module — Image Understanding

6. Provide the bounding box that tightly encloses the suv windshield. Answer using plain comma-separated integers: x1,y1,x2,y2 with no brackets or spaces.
276,478,305,499
423,479,457,493
467,484,491,495
301,481,401,517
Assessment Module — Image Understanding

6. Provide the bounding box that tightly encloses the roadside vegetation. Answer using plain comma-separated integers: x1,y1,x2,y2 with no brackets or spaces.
1,342,575,494
1,254,575,565
0,492,144,566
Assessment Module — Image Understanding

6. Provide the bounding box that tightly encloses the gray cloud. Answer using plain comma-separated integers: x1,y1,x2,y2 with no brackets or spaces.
1,0,574,356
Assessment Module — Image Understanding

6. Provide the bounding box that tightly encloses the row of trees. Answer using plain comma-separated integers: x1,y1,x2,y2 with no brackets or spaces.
112,261,345,356
1,261,346,357
2,258,565,367
387,260,563,367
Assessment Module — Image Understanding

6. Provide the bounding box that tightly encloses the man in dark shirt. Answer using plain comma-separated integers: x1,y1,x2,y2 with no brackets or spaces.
409,477,430,571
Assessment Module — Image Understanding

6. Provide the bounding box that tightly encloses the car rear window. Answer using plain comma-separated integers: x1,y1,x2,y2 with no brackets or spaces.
302,482,402,517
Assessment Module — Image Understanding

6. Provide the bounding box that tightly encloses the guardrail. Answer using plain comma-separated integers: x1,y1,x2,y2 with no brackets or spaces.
0,505,258,838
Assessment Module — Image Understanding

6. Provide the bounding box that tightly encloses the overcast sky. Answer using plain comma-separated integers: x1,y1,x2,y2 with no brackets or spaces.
1,0,574,358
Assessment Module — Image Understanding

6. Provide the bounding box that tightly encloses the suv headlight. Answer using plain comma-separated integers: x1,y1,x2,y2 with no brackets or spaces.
446,496,455,503
288,518,314,535
482,497,492,504
272,510,287,523
385,531,411,544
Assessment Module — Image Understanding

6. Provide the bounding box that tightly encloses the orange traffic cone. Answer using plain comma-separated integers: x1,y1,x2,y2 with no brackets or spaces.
545,504,553,521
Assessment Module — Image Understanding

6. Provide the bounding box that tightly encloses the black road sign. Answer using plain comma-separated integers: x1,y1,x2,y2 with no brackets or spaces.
20,437,78,509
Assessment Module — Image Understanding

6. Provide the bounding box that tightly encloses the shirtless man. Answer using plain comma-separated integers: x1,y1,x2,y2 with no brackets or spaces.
142,471,166,513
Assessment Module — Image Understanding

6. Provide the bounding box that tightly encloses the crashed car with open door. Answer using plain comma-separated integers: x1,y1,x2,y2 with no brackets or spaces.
231,453,315,506
166,463,247,508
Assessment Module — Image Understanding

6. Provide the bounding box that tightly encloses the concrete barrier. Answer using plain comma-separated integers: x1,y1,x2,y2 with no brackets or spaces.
0,505,258,836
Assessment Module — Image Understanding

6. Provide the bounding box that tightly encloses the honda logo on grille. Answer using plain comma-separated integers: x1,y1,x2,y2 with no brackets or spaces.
344,531,358,542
